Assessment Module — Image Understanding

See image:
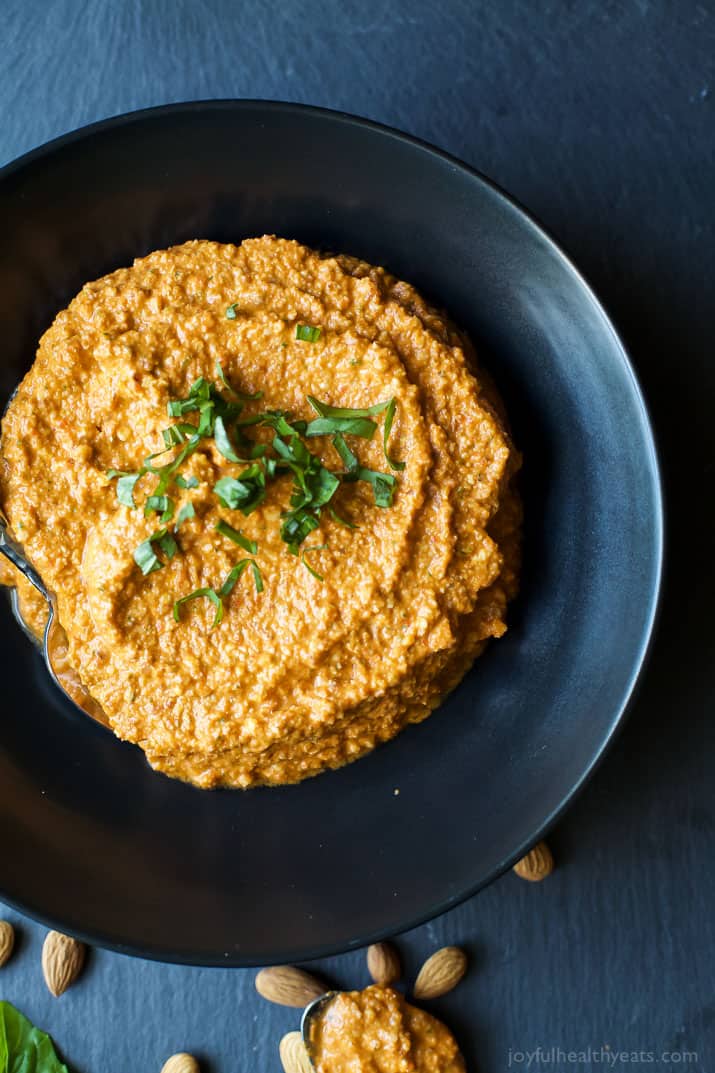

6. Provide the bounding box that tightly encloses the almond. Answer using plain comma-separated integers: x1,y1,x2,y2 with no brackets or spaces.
255,965,324,1008
367,941,401,986
42,930,85,997
160,1054,200,1073
0,921,15,967
413,946,467,1000
513,840,554,882
279,1032,313,1073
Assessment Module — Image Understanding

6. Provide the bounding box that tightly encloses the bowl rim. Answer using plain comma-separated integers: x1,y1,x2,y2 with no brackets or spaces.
0,99,664,965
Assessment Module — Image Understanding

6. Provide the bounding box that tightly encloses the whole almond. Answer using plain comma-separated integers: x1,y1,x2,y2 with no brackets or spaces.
367,941,401,986
413,946,467,1000
160,1054,200,1073
255,965,324,1008
0,921,15,967
279,1032,312,1073
42,930,85,997
513,840,554,882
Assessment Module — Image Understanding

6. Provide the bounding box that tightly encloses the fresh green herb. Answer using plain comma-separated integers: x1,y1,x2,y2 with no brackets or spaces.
144,495,175,523
215,520,258,554
355,467,398,508
300,543,328,582
133,527,178,575
115,473,141,508
213,414,244,463
225,303,239,319
175,502,195,529
175,474,200,490
162,422,197,447
307,395,403,469
0,1000,70,1073
305,415,377,438
280,508,320,551
213,466,267,514
382,397,405,471
173,587,224,628
328,503,358,529
296,324,321,343
219,558,263,596
332,432,359,473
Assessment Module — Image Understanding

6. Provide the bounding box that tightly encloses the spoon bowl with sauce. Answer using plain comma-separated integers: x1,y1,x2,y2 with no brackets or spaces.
301,985,465,1073
0,511,108,726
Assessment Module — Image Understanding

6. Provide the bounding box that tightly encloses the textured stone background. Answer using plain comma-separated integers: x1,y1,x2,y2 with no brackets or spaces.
1,2,713,1071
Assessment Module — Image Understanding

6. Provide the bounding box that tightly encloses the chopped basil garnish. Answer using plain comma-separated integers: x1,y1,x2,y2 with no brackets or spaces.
144,495,175,523
213,414,244,463
225,303,239,319
116,473,141,508
296,324,321,342
114,366,405,608
219,558,263,596
173,587,224,628
215,519,258,554
133,528,178,576
301,544,328,582
175,502,195,529
355,467,397,508
213,467,267,514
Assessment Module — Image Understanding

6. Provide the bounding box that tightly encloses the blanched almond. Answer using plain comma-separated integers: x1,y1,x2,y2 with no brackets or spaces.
160,1055,199,1073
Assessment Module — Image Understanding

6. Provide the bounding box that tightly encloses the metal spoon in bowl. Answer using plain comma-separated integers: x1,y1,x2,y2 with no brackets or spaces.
0,511,108,725
300,993,339,1069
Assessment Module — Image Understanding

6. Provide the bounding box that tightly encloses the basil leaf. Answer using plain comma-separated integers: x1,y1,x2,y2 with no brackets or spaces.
134,527,177,575
332,432,359,473
307,395,391,419
116,473,141,508
328,503,358,529
213,415,243,462
226,302,238,319
219,558,264,596
173,587,223,628
175,502,195,529
280,508,320,551
305,415,377,439
157,530,178,560
175,474,199,490
382,397,405,471
167,397,200,417
144,495,175,523
133,538,162,576
213,470,267,515
356,467,397,508
162,422,197,447
215,519,258,554
301,543,328,582
295,324,321,342
0,1000,70,1073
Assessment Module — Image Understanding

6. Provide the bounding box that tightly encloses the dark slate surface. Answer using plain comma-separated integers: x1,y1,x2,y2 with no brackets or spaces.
1,2,713,1071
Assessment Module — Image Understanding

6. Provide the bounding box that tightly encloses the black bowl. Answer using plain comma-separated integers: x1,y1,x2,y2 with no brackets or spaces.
0,101,662,965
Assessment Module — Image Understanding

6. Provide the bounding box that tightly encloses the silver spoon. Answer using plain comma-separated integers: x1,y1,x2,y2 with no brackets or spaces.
300,992,339,1068
0,510,108,725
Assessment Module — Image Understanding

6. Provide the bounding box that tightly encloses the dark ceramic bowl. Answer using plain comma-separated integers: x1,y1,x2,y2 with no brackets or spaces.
0,101,662,965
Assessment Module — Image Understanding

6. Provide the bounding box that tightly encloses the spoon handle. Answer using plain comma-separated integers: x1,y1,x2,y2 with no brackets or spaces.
0,510,49,599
